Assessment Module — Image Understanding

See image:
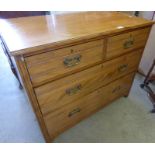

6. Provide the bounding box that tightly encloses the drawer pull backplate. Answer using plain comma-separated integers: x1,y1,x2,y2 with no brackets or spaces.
124,36,134,49
112,85,121,93
68,108,81,117
64,54,82,67
66,84,82,95
118,64,128,72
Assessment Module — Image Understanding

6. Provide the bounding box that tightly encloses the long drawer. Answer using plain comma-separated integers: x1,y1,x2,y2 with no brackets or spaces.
25,40,105,86
44,73,135,138
106,27,150,59
35,50,142,115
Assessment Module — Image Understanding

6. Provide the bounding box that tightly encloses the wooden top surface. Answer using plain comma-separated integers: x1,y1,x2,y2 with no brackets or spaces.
0,12,154,56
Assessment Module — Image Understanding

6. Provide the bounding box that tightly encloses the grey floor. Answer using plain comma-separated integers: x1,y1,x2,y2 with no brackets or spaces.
0,46,155,143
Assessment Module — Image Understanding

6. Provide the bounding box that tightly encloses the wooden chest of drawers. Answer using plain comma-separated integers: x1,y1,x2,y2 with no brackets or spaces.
0,12,154,142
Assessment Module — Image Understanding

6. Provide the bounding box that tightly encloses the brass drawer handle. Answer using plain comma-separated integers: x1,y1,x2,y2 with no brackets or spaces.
112,85,121,93
123,37,134,49
68,108,81,117
63,54,82,67
66,84,82,95
118,64,128,72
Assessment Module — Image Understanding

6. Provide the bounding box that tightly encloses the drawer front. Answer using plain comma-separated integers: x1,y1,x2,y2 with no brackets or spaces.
25,40,104,86
44,73,135,138
106,27,150,59
35,49,142,115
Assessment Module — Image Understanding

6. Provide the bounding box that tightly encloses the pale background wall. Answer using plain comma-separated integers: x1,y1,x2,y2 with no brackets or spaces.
139,12,155,75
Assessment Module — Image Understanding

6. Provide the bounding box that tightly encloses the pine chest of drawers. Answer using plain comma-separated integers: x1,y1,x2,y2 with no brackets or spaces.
0,12,154,142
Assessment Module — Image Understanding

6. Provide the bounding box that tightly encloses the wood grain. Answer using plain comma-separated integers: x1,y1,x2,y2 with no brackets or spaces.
44,73,135,138
14,56,52,142
106,27,150,59
35,50,142,115
25,39,105,86
1,12,153,142
0,12,154,56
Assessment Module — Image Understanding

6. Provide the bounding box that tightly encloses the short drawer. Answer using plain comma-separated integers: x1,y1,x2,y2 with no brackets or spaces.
25,40,105,86
106,27,150,59
44,73,135,138
35,49,142,115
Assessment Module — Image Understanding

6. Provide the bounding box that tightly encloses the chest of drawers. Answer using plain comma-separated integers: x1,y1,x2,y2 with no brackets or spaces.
0,12,154,142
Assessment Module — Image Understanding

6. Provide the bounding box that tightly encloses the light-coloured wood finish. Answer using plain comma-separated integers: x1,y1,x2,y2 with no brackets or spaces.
0,12,153,142
0,12,154,56
25,40,105,86
44,73,135,138
14,56,52,142
35,50,142,115
106,27,150,59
